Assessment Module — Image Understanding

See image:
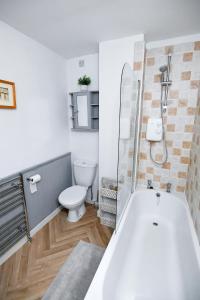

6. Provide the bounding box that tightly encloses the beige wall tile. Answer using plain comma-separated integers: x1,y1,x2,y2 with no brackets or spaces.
187,107,196,115
134,61,142,70
153,175,161,181
182,141,192,148
191,80,200,89
181,71,191,80
178,99,188,107
142,115,149,124
185,124,193,132
144,92,152,100
155,153,163,161
169,90,179,99
194,41,200,51
146,167,154,174
180,156,190,164
167,124,175,131
176,185,185,192
152,100,160,108
166,140,173,147
138,172,145,179
146,57,155,66
173,148,181,156
160,182,167,189
178,171,187,178
183,52,193,61
154,74,161,82
162,162,171,169
168,107,177,116
127,170,132,177
140,152,147,160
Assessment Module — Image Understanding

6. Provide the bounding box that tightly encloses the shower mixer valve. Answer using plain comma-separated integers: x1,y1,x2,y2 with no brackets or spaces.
146,118,163,142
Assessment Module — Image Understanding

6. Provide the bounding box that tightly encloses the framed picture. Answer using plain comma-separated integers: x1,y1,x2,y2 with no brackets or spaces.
0,79,16,109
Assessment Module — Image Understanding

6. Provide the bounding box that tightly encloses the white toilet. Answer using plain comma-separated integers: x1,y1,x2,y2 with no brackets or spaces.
58,160,96,222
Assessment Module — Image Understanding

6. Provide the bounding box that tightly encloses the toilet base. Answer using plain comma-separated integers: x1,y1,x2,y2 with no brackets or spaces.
67,203,86,222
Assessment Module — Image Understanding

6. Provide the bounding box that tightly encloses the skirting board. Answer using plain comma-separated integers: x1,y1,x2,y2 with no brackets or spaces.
85,199,96,205
0,206,61,266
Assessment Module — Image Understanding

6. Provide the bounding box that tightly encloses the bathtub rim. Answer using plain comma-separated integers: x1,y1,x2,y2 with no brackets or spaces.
85,188,200,299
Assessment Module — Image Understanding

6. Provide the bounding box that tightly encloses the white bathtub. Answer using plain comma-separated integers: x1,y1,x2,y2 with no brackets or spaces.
85,189,200,300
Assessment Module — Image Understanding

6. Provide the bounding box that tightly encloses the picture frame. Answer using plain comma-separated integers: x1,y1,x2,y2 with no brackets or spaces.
0,79,16,109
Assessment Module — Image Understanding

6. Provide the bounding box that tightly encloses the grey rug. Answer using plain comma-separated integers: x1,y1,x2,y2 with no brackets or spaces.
42,241,104,300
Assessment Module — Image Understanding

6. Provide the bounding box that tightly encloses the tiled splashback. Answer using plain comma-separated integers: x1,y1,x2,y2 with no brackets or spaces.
186,89,200,242
137,41,200,195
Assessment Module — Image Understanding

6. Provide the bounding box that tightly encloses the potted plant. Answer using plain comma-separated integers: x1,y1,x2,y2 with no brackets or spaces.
78,75,91,91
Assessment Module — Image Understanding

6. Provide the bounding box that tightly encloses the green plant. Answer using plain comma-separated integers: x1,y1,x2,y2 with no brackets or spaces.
78,75,91,86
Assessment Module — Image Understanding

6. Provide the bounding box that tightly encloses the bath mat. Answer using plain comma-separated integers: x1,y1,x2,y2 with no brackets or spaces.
42,240,104,300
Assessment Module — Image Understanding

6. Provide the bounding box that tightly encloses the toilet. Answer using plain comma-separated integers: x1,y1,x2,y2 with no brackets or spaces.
58,160,96,222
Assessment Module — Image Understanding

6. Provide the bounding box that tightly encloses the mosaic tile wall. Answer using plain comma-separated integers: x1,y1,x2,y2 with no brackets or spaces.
136,41,200,196
186,88,200,242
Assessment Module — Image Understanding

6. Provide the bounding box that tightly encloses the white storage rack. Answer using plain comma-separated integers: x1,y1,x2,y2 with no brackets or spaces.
99,177,117,229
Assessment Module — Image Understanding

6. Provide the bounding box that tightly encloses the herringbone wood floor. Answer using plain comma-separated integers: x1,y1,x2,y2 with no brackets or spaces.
0,205,113,300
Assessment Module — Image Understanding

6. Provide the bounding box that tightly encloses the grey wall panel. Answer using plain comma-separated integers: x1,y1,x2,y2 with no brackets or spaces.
22,153,72,229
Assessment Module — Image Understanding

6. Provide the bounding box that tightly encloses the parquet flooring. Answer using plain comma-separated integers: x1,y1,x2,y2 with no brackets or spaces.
0,205,113,300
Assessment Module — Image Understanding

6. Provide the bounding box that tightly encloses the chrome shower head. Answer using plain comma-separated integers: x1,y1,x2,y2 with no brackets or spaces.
159,65,168,73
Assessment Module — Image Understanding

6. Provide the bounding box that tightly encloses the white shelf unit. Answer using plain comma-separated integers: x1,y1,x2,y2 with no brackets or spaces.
99,177,117,229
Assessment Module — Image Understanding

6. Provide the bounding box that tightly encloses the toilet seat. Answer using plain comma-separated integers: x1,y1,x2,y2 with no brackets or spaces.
58,185,87,209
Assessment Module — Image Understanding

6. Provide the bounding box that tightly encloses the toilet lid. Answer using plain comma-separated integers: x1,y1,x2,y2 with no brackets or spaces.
58,185,87,207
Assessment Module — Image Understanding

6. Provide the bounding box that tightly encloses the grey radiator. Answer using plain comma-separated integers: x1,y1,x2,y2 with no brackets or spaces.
0,175,31,257
0,153,72,258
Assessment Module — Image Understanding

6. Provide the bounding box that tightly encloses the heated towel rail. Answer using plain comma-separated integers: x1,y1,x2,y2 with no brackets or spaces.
0,175,31,257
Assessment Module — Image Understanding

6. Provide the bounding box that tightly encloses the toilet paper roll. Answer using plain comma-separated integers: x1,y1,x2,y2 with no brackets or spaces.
29,174,41,194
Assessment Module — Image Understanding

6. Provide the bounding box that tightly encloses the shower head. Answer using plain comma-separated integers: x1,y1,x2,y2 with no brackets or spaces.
159,65,168,73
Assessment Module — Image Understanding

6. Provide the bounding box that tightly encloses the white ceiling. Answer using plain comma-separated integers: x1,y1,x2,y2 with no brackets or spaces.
0,0,200,59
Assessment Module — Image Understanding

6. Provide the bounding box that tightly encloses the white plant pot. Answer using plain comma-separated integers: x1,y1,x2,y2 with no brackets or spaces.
80,85,88,91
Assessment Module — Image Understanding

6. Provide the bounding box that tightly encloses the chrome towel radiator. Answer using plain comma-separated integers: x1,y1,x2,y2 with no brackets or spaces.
0,175,31,257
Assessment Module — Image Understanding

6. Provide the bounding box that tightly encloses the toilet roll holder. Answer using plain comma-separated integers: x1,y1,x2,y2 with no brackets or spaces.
26,174,41,183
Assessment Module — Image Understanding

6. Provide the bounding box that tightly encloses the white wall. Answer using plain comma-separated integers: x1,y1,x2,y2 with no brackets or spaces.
0,21,144,202
66,54,99,201
99,34,144,182
0,21,70,178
